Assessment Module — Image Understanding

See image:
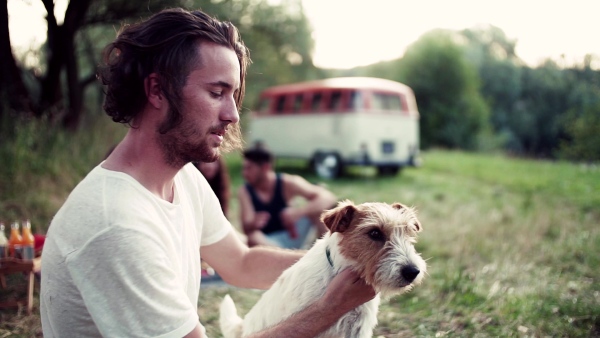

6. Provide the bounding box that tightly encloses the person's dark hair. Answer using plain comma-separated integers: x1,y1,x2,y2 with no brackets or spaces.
98,8,250,148
193,158,231,217
243,147,273,165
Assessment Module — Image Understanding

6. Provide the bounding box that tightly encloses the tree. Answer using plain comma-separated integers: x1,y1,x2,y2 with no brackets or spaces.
198,0,320,110
2,0,184,129
397,30,490,150
0,0,32,114
514,62,572,156
558,103,600,162
460,25,523,145
1,0,317,130
39,0,93,130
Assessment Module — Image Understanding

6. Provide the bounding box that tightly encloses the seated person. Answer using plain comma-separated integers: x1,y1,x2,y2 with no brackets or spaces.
194,158,231,218
239,148,337,248
194,158,235,279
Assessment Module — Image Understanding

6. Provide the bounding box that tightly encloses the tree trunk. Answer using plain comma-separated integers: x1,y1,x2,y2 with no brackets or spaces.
38,0,64,118
62,37,82,130
39,0,92,129
0,0,32,116
60,0,93,130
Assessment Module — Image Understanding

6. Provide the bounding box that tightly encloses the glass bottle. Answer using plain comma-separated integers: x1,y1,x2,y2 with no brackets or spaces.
0,222,8,259
21,220,35,260
8,221,23,258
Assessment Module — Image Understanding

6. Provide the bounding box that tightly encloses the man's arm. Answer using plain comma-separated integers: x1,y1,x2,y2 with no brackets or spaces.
247,269,376,338
201,232,377,337
238,186,269,235
201,230,304,289
183,324,206,338
280,174,337,226
238,186,275,247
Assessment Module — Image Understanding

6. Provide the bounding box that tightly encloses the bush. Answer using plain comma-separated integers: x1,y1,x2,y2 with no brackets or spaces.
558,104,600,162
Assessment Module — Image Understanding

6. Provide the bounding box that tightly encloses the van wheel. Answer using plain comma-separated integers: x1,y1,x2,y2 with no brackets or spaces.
377,165,400,176
313,153,343,179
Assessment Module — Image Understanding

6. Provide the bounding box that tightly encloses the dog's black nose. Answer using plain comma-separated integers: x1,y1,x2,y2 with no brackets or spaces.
401,265,420,282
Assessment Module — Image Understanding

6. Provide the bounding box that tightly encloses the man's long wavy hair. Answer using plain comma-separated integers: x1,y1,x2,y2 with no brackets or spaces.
98,8,249,152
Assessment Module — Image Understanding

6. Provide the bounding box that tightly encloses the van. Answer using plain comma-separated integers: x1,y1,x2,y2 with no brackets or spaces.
247,77,420,178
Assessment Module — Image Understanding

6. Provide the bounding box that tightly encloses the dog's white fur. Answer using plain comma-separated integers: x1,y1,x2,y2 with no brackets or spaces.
220,200,426,338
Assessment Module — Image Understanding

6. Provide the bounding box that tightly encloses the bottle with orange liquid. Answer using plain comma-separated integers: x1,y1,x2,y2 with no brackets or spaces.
8,221,23,258
0,222,8,259
21,220,35,260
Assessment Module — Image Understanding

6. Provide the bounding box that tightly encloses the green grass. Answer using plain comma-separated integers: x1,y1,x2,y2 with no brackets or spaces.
0,115,126,233
1,123,598,337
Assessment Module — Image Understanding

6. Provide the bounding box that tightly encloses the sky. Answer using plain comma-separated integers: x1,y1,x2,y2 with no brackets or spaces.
7,0,600,69
301,0,600,69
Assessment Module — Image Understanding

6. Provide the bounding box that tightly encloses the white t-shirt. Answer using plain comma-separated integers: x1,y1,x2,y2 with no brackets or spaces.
40,163,231,337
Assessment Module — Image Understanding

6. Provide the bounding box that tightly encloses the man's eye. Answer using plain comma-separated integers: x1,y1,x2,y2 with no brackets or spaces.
210,91,222,97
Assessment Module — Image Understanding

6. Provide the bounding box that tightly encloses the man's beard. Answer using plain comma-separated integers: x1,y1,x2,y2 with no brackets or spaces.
157,106,243,168
158,121,220,168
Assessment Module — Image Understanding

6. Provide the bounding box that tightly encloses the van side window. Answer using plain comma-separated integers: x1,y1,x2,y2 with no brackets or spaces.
372,92,402,111
311,92,323,111
328,91,342,111
349,90,363,111
275,95,286,114
293,93,303,113
387,94,402,111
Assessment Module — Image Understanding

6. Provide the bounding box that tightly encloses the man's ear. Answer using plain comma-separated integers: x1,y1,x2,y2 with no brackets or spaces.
320,200,356,234
144,73,164,110
262,162,273,172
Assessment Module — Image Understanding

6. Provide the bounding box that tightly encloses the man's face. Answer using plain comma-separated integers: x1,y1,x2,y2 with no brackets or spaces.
242,159,268,186
159,42,241,167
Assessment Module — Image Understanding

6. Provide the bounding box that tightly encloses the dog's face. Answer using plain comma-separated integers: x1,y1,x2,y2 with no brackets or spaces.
321,200,426,295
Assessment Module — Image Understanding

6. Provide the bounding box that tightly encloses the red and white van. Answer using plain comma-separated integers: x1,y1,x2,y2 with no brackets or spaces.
247,77,420,178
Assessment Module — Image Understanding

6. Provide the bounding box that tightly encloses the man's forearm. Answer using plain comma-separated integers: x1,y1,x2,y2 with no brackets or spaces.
246,298,339,338
235,246,305,289
301,192,337,217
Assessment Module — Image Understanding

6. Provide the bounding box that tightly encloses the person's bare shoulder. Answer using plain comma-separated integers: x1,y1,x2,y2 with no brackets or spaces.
281,172,310,190
281,172,326,200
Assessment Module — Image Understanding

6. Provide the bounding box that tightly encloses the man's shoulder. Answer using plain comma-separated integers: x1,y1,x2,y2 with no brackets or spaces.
279,172,310,187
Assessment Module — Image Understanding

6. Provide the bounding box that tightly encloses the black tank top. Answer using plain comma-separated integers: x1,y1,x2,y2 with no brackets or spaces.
245,173,287,234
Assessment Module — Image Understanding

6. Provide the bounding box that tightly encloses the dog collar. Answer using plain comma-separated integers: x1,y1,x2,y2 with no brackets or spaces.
325,246,334,268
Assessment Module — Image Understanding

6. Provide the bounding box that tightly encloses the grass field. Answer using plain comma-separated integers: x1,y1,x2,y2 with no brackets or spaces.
197,151,600,337
1,121,598,337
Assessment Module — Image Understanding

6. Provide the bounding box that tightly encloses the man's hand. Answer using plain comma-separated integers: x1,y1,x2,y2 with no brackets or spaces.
250,211,270,231
279,207,302,239
321,269,377,314
245,268,377,338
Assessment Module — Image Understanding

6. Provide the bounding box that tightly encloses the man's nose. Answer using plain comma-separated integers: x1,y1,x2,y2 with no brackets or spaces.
222,97,240,124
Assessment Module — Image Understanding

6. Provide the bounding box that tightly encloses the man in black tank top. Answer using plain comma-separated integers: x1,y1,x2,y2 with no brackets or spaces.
239,148,337,248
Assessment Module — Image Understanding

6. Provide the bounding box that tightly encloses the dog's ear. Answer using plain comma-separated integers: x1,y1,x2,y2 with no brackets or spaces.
391,202,409,210
392,202,422,232
321,200,356,233
411,218,422,232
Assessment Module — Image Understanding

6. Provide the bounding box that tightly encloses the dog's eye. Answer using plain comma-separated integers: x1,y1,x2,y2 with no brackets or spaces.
368,229,385,241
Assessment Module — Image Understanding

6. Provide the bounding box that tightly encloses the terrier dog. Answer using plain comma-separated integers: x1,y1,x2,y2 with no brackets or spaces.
220,200,426,338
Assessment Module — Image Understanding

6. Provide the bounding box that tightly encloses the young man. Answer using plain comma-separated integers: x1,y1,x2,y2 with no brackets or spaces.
240,147,337,248
39,8,375,338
